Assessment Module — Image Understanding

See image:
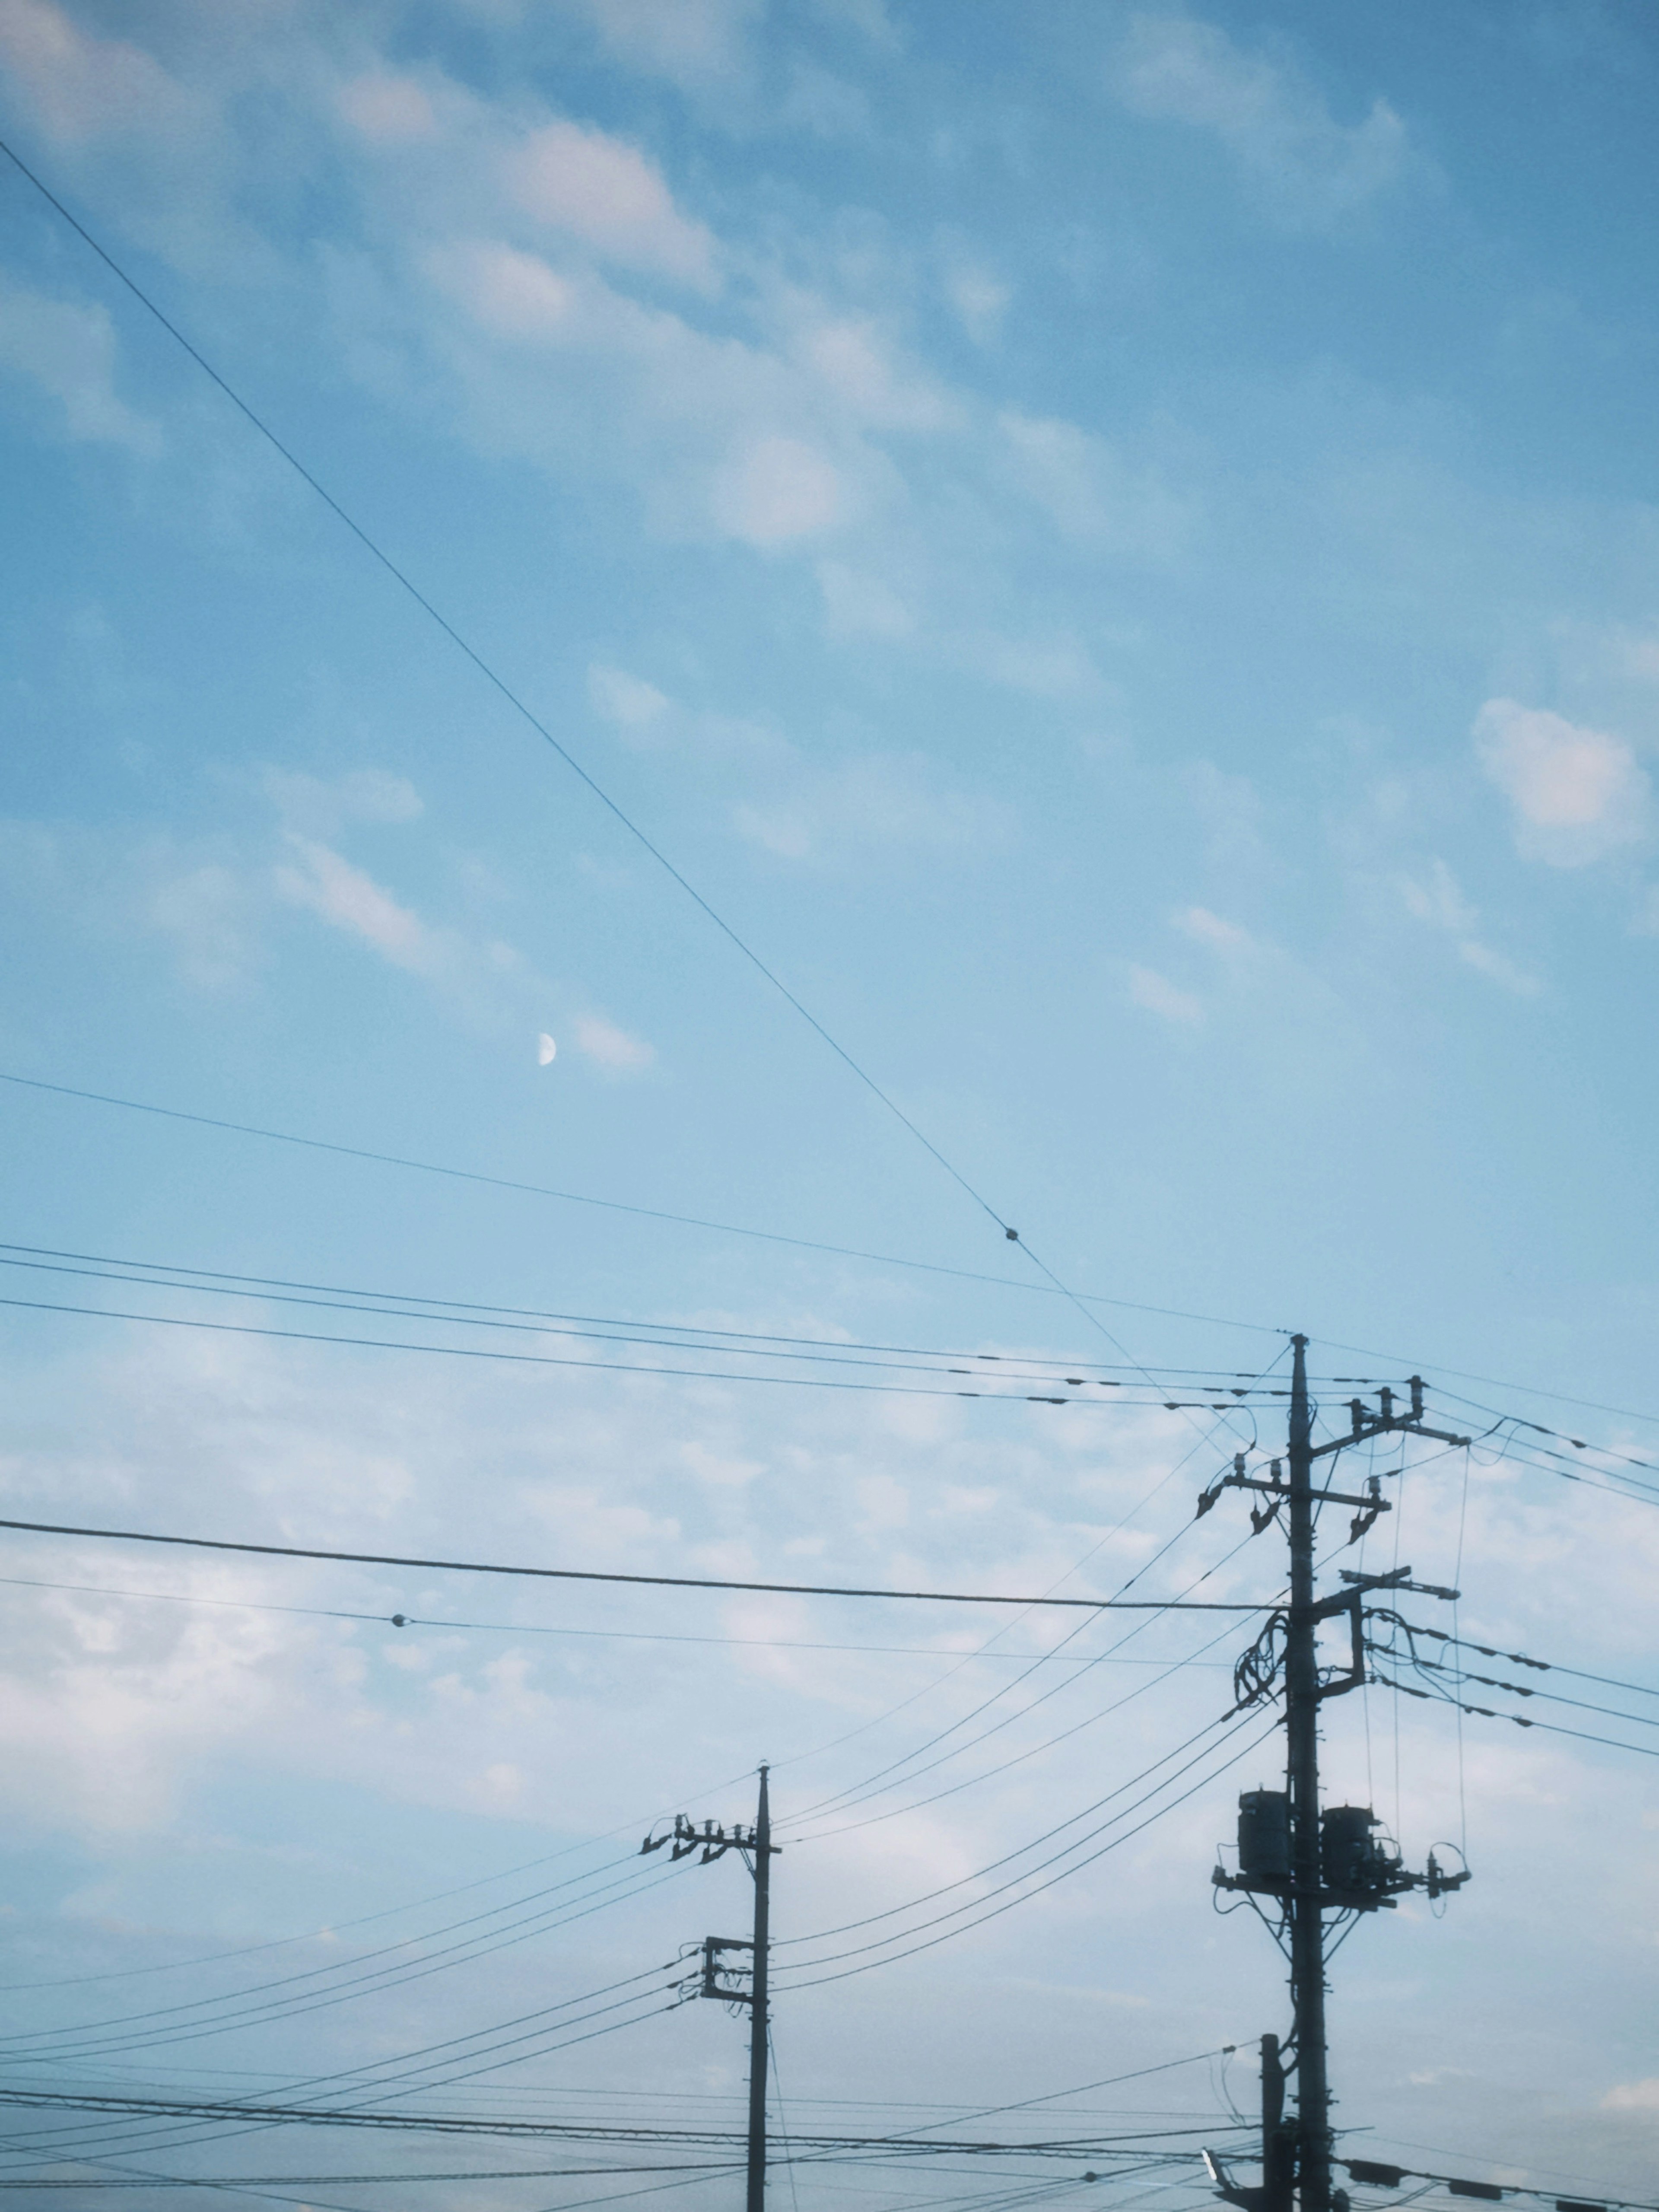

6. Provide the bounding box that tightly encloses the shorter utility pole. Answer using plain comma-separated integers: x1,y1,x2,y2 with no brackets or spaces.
648,1766,781,2212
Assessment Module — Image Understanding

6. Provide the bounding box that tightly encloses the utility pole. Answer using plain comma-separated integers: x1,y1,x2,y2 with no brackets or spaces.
649,1766,780,2212
1284,1335,1331,2210
1204,1337,1472,2212
746,1765,772,2212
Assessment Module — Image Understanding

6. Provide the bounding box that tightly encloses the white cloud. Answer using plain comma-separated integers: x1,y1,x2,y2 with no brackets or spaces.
1112,13,1412,227
588,662,672,732
417,239,890,547
1128,964,1203,1024
794,319,953,431
147,863,254,994
261,767,423,839
1473,697,1649,866
434,239,575,340
273,837,436,973
1602,2079,1659,2112
559,0,763,92
731,752,1001,864
816,560,915,640
0,276,158,452
996,411,1188,561
960,630,1102,700
944,263,1009,346
336,73,442,146
1174,906,1252,952
0,0,191,143
505,121,716,289
1456,939,1540,996
573,1012,655,1072
1399,859,1540,995
711,433,844,547
1400,857,1476,935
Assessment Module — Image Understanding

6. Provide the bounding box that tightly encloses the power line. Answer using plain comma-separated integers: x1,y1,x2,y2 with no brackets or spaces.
778,1537,1262,1841
0,1243,1292,1398
12,1067,1658,1455
0,1289,1268,1414
0,1574,1233,1665
0,148,1303,1471
0,1071,1266,1337
0,150,1111,1323
1369,1670,1659,1761
0,1516,1278,1612
778,1719,1278,1991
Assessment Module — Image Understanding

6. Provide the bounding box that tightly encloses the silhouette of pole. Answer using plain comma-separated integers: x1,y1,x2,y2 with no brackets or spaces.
1285,1335,1330,2211
747,1765,772,2212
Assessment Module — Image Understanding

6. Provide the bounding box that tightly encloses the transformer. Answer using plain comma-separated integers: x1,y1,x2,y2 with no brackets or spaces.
1320,1805,1399,1896
1236,1789,1290,1882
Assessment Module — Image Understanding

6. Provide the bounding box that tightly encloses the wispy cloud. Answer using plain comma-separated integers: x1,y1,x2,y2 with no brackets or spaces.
573,1012,655,1072
505,120,718,290
1128,963,1203,1024
0,274,158,452
1111,12,1414,228
588,662,673,735
732,752,1004,864
274,837,437,974
1173,905,1253,954
995,411,1190,561
1399,859,1539,995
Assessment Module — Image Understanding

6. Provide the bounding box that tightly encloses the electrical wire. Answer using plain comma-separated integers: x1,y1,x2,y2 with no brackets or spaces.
0,144,1271,1429
0,1574,1233,1667
781,1562,1258,1845
1367,1670,1659,1761
0,1073,1281,1341
778,1719,1278,1991
10,1064,1659,1457
0,1241,1278,1388
0,1287,1268,1414
773,1712,1270,1973
773,1344,1290,1833
0,1246,1291,1403
0,1884,669,2056
0,1515,1277,1613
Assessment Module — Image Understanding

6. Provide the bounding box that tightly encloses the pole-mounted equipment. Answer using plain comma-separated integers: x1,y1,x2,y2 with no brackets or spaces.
1202,1339,1472,2212
649,1766,780,2212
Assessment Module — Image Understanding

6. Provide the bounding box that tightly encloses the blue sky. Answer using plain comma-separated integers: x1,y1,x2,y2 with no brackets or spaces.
1,2,1658,2206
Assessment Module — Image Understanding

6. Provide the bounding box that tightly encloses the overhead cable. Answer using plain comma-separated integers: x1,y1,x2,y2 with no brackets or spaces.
0,1517,1276,1611
0,1290,1270,1415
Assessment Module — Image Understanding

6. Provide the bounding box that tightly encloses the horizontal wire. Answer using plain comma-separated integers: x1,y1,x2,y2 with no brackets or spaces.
0,1072,1280,1338
0,1516,1278,1612
0,1289,1267,1415
0,1575,1230,1665
1369,1670,1659,1760
780,1720,1277,1992
0,1253,1211,1397
1378,1648,1659,1731
0,1242,1281,1386
776,1713,1265,1974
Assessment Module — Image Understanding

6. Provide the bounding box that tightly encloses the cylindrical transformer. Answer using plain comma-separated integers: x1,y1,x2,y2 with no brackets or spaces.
1237,1789,1290,1880
1321,1804,1387,1891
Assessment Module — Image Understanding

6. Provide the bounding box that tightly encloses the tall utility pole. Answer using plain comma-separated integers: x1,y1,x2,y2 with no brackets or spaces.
1206,1337,1471,2212
746,1765,773,2212
650,1766,780,2212
1284,1336,1331,2209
